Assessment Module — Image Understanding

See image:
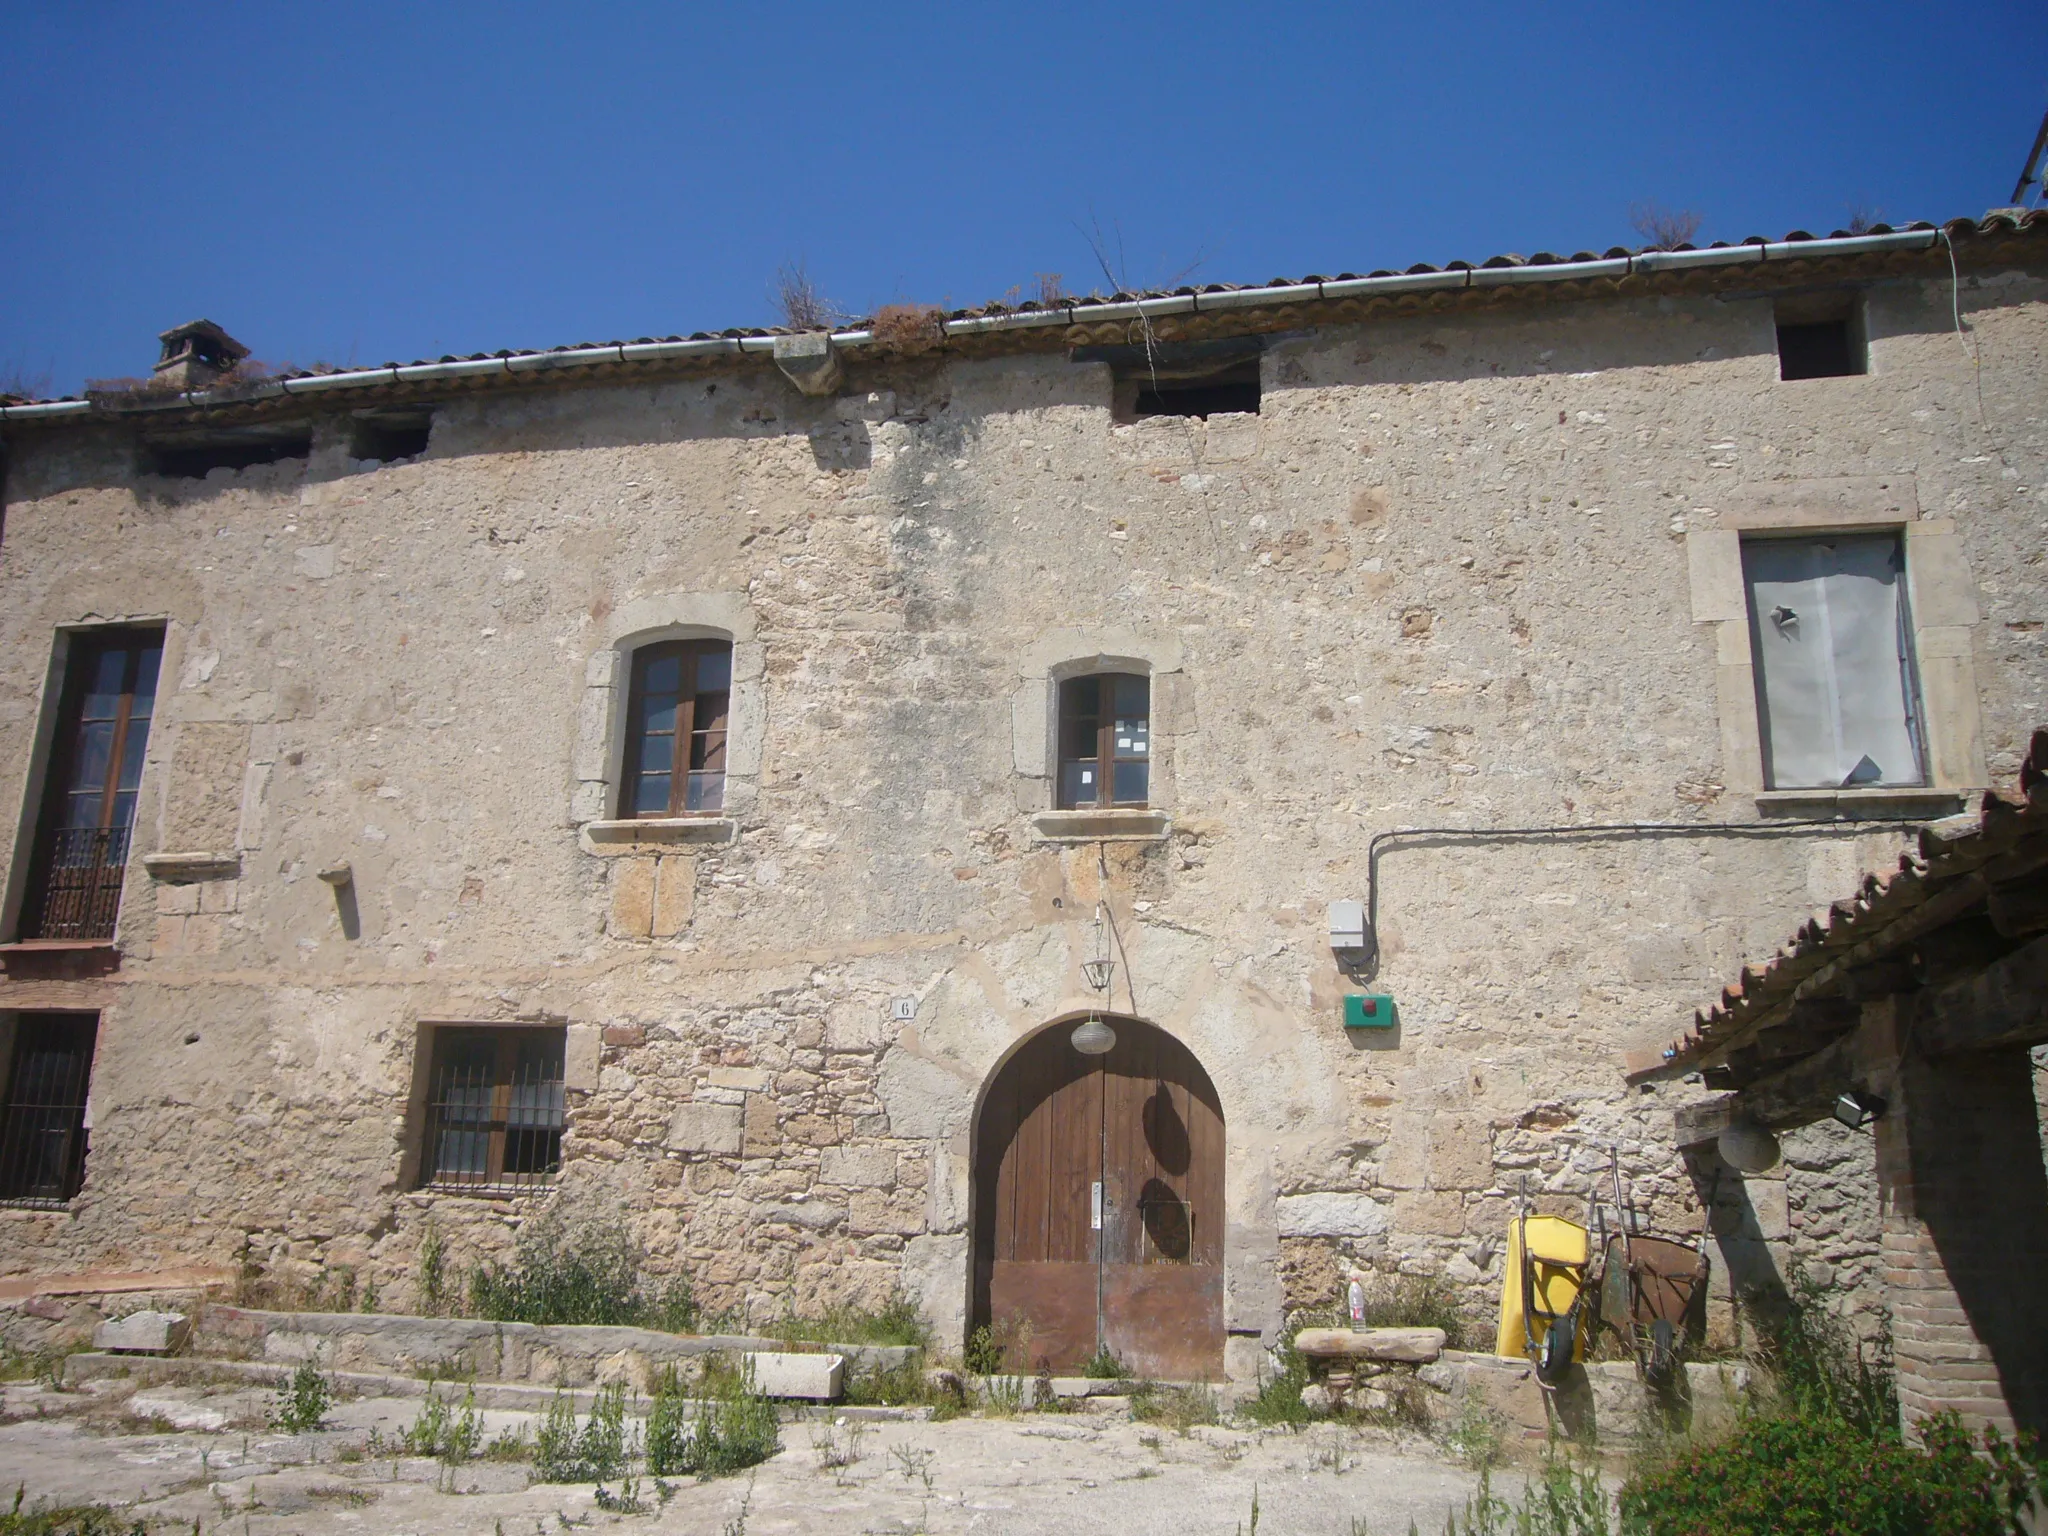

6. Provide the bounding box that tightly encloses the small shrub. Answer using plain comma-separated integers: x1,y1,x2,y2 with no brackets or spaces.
1357,1273,1469,1349
963,1314,1031,1375
773,261,839,331
870,305,945,357
1751,1269,1896,1435
771,1295,927,1349
645,1363,779,1478
1239,1333,1312,1427
1629,202,1703,252
1621,1411,2043,1536
467,1217,695,1332
0,1485,145,1536
842,1353,933,1407
978,1374,1026,1417
1443,1394,1506,1470
418,1224,447,1315
402,1385,482,1463
1081,1345,1132,1381
962,1325,1004,1376
270,1360,334,1434
1132,1382,1219,1435
532,1381,629,1483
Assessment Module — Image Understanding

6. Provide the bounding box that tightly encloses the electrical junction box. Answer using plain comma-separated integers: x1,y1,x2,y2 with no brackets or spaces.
1328,899,1367,951
1344,994,1397,1030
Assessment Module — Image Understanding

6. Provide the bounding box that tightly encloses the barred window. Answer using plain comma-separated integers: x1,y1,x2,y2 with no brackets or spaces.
0,1014,97,1206
419,1027,565,1194
18,629,162,943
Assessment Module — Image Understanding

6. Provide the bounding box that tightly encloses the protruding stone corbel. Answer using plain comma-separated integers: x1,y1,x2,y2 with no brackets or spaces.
773,332,842,396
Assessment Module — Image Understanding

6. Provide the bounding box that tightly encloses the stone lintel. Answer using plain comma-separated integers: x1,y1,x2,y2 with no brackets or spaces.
141,852,241,882
1028,808,1171,844
581,817,738,854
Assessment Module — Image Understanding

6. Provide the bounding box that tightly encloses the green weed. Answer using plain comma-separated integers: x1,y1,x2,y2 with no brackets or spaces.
533,1381,630,1483
466,1217,696,1332
771,1295,929,1349
1131,1382,1219,1434
1081,1345,1132,1381
269,1360,334,1433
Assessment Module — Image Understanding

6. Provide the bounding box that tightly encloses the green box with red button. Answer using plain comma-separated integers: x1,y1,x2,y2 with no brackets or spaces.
1344,994,1397,1029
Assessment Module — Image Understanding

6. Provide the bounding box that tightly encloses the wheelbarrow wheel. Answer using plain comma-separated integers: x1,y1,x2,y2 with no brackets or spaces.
1645,1319,1676,1384
1536,1302,1580,1386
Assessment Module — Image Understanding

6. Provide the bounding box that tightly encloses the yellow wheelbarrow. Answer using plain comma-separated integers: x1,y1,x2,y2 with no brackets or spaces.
1496,1211,1592,1387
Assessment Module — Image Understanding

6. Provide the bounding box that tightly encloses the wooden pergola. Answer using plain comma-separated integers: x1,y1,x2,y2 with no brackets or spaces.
1658,730,2048,1441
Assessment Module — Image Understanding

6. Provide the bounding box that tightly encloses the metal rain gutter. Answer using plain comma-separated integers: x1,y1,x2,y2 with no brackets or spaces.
0,228,1945,423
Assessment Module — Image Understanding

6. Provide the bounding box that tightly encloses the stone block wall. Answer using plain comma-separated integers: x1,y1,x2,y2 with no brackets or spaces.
0,263,2043,1367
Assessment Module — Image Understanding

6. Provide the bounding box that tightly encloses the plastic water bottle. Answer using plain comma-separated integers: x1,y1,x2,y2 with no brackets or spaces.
1347,1279,1365,1324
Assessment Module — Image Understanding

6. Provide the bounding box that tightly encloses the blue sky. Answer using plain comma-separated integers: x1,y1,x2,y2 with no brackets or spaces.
3,1,2043,395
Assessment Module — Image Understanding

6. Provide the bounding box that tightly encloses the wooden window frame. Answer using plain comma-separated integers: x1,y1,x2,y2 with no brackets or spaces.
620,639,732,818
417,1025,566,1195
0,1013,98,1207
1057,673,1151,810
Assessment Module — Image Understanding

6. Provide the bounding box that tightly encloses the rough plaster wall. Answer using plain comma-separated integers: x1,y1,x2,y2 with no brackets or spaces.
0,269,2042,1351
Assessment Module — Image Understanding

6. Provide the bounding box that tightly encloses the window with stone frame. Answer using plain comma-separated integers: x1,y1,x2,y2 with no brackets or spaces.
1058,673,1150,809
620,639,731,817
0,1013,98,1206
417,1026,565,1193
16,628,163,943
1742,532,1927,790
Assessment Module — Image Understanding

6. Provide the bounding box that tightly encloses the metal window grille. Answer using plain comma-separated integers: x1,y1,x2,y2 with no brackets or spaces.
0,1015,98,1207
22,826,131,942
419,1028,565,1195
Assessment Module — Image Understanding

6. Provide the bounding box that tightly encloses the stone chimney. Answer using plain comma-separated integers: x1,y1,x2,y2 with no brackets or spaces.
153,319,249,390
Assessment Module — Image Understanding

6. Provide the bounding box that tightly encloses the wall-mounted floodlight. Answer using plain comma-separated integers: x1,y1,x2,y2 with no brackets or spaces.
1832,1091,1888,1131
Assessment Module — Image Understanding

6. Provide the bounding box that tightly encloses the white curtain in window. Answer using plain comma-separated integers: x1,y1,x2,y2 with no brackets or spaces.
1743,535,1923,789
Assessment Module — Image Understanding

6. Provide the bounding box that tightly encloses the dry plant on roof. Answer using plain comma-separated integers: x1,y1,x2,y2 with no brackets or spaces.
869,303,946,357
1845,203,1885,235
773,260,841,331
1034,272,1068,307
1630,201,1703,251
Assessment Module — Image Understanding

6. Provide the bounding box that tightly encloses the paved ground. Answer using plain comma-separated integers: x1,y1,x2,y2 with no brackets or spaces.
0,1377,1501,1534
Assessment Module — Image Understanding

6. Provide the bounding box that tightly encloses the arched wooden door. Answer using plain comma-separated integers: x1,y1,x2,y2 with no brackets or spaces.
972,1017,1225,1380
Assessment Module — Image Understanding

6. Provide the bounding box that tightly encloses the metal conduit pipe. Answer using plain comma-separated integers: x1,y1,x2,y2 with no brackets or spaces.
0,228,1948,422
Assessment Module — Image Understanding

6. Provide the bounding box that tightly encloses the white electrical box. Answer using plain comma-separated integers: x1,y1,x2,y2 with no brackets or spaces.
1328,899,1367,951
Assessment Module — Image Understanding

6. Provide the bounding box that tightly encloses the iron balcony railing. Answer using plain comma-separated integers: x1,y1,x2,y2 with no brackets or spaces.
23,825,132,942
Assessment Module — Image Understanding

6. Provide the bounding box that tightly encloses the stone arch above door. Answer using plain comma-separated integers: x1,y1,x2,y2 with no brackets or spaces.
970,1013,1225,1380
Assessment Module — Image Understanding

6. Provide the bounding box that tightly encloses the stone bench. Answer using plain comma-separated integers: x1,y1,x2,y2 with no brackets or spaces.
1293,1327,1447,1364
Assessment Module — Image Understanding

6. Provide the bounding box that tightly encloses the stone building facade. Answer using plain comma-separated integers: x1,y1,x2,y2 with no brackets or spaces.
0,214,2042,1382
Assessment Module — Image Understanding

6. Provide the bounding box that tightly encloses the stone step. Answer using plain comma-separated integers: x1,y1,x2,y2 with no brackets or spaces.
191,1303,919,1386
61,1352,927,1421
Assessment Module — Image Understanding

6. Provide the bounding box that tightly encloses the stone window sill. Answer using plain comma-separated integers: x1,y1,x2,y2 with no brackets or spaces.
142,852,240,882
580,817,739,855
1754,786,1969,817
1029,808,1172,843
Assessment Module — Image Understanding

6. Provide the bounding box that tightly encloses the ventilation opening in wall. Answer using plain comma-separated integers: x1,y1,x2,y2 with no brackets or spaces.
1775,292,1866,380
349,410,434,465
1079,337,1266,423
142,425,313,479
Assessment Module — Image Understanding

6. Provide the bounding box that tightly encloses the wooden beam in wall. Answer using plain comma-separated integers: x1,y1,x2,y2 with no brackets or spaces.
1915,931,2048,1057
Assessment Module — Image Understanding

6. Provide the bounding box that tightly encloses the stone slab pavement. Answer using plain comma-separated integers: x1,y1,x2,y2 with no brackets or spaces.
0,1378,1508,1534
